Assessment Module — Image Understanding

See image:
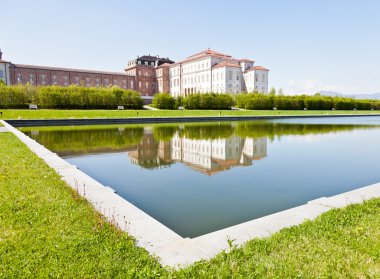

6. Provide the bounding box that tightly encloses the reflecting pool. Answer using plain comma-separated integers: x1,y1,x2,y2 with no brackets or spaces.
20,117,380,237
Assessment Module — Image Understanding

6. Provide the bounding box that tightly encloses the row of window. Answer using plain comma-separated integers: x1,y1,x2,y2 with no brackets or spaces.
182,61,210,73
170,71,243,87
170,61,211,76
15,73,135,88
138,81,156,89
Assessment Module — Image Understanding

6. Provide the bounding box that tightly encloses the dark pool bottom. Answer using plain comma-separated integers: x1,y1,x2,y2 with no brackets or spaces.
21,117,380,238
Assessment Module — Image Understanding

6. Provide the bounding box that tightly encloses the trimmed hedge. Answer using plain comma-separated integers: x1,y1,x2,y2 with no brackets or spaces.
152,93,176,109
183,93,234,110
235,93,380,110
1,84,379,111
0,85,143,109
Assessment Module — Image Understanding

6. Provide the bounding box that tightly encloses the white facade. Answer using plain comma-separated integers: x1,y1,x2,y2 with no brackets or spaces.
171,132,267,174
169,49,269,97
243,67,269,93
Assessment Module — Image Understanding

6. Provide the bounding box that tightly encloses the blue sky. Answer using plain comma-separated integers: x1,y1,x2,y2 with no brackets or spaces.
2,0,379,94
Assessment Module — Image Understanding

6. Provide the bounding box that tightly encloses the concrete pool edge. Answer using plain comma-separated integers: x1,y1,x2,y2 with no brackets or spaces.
6,113,380,127
3,119,380,268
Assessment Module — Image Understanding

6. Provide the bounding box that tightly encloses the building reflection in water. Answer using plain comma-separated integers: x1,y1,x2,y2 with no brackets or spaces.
128,127,267,175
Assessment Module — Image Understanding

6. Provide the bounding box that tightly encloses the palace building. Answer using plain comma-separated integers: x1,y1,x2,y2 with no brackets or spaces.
168,49,269,97
0,48,269,100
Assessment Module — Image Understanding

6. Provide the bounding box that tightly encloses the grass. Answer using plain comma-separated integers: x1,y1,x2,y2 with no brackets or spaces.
0,109,379,120
0,132,166,278
1,132,379,278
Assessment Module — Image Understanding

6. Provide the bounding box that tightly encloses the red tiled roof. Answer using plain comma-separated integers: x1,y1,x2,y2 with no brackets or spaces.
171,49,233,66
240,58,255,62
253,66,269,71
212,61,241,69
245,65,270,72
0,59,9,63
156,63,171,68
12,64,127,76
188,49,231,59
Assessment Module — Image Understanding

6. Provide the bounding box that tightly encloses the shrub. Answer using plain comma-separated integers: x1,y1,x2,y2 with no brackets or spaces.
304,96,334,110
0,85,143,109
355,99,373,110
152,93,176,109
0,85,28,108
235,93,380,110
121,90,144,109
183,93,234,110
334,98,355,110
244,93,273,110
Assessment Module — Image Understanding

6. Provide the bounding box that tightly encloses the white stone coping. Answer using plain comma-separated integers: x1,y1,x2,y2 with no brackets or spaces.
2,119,380,268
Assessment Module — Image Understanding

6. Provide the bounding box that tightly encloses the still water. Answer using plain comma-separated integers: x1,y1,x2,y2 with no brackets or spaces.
20,117,380,238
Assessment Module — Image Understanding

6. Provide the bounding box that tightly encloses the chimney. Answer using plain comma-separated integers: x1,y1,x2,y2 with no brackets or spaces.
0,49,2,60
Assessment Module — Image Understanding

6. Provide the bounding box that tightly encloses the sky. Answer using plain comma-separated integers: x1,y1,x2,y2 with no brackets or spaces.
2,0,379,95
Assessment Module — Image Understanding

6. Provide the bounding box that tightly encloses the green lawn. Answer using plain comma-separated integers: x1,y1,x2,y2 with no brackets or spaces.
0,109,379,120
1,132,379,278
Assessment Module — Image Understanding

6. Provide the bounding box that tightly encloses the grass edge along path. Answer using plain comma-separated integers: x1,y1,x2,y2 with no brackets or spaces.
0,131,379,278
1,109,380,120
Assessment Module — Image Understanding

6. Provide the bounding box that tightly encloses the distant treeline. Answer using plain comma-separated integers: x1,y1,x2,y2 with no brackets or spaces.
0,85,143,109
154,92,380,110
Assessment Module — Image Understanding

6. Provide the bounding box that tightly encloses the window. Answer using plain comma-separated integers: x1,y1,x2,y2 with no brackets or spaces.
139,81,142,88
0,70,4,78
41,74,46,85
146,81,148,89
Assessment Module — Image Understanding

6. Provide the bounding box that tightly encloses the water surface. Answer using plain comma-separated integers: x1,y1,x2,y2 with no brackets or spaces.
20,116,380,237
